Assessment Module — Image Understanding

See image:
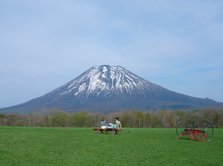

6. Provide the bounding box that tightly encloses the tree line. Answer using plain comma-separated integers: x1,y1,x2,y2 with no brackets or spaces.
0,108,223,128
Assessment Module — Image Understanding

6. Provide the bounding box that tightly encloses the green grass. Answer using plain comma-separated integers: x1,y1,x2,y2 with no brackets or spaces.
0,127,223,166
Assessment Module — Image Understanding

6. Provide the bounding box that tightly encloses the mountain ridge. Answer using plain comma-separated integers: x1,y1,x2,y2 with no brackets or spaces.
0,65,221,114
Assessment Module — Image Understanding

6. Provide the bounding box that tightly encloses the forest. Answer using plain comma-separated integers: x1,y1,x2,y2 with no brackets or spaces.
0,108,223,128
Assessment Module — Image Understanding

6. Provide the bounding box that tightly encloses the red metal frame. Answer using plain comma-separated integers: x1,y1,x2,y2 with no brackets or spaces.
178,128,208,142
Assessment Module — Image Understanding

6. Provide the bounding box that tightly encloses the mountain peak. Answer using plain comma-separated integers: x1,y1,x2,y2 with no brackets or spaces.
58,65,160,97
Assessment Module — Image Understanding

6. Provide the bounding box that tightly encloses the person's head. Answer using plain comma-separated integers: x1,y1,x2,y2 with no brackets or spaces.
116,117,119,121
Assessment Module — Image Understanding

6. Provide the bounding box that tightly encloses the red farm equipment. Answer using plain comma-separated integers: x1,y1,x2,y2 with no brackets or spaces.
176,120,214,142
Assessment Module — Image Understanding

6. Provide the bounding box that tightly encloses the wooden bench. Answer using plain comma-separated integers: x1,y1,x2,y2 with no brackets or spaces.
93,128,119,134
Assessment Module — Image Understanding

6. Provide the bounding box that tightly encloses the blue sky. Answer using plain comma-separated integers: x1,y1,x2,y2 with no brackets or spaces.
1,0,223,108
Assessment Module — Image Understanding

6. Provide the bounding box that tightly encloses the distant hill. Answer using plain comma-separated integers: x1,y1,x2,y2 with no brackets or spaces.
0,65,221,114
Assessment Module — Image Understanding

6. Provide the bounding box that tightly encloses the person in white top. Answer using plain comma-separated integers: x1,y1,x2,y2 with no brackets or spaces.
115,117,122,130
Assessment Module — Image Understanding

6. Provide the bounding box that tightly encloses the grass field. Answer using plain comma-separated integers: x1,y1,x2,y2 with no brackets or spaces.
0,127,223,166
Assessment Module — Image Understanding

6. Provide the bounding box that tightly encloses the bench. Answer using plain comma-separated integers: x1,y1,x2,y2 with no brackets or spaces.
93,128,120,134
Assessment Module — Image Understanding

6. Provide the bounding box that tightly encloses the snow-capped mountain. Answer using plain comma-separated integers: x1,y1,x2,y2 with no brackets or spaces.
0,65,221,113
51,65,163,97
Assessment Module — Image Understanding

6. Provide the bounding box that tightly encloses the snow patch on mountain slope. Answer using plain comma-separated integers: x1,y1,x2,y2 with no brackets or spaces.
59,65,161,97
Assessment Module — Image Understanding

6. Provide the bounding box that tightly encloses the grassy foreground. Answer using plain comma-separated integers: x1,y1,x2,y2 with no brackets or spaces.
0,127,223,166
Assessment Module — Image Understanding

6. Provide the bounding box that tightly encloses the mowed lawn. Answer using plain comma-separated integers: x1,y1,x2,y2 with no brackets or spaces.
0,127,223,166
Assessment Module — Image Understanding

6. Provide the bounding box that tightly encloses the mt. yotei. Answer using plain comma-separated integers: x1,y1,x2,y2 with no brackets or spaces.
0,65,221,114
56,65,163,97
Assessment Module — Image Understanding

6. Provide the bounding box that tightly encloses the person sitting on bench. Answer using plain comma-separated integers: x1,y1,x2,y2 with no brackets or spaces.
100,118,107,129
115,117,122,130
